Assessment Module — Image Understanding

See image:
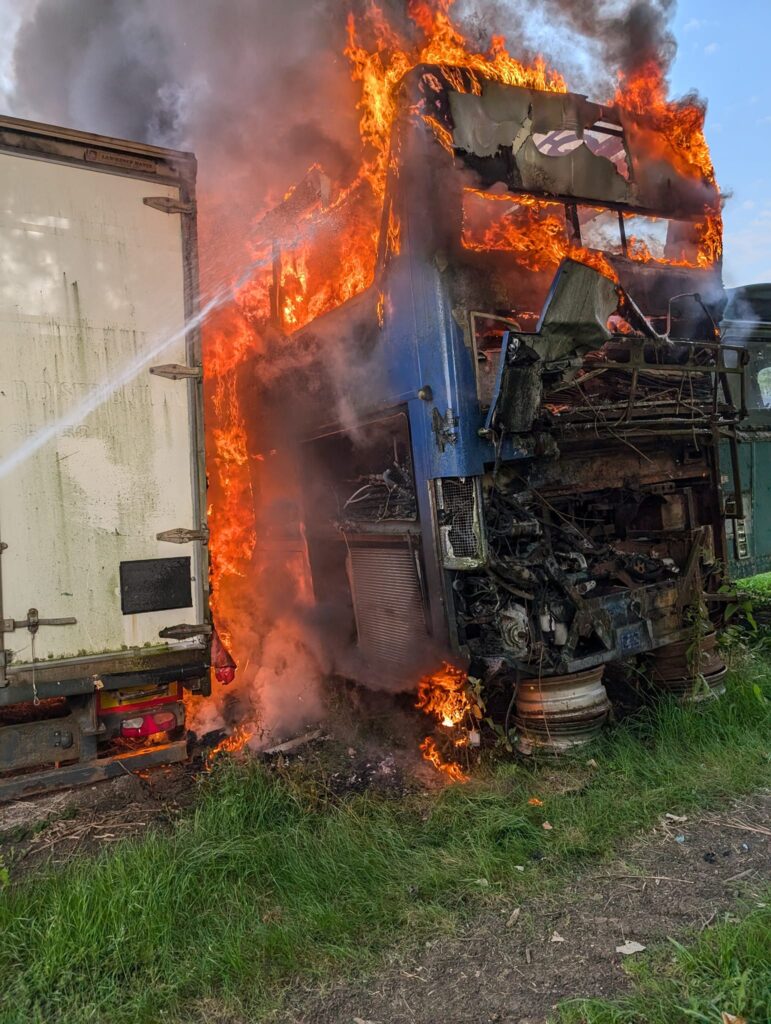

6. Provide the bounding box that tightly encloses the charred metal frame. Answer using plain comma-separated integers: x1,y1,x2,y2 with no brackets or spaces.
248,66,736,730
0,740,188,803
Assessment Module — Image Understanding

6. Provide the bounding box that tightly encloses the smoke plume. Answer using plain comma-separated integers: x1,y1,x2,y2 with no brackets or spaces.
8,2,680,242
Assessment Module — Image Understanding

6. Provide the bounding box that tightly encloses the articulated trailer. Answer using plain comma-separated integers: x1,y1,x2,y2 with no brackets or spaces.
0,117,211,799
236,66,769,754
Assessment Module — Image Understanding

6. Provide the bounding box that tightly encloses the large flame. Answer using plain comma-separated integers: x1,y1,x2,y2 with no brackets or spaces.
616,60,715,185
615,59,722,265
345,0,567,200
205,1,574,651
462,189,718,275
462,189,620,280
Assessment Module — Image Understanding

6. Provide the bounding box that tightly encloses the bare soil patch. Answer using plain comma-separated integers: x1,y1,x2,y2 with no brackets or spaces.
280,792,771,1024
0,758,197,877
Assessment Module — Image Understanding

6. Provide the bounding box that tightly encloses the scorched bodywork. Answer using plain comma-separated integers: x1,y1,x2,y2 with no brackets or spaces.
241,67,759,752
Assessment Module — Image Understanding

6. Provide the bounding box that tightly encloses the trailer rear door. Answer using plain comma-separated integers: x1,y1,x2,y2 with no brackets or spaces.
0,146,205,670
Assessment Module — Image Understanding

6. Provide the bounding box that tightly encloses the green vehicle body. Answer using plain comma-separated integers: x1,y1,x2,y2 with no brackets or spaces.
720,284,771,579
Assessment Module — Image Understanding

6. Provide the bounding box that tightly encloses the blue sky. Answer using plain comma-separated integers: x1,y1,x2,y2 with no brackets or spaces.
670,1,771,286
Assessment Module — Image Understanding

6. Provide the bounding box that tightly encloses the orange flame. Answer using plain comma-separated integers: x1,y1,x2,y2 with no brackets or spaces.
419,736,468,782
463,188,721,277
416,661,472,725
206,3,571,603
205,723,254,769
416,662,471,781
345,0,566,202
615,60,715,185
615,59,722,267
462,189,619,281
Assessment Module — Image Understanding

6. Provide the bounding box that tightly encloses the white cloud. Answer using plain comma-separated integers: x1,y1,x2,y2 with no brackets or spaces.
723,202,771,287
704,42,719,56
0,0,39,109
684,18,704,33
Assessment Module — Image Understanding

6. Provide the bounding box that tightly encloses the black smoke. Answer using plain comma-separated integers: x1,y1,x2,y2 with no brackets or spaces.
8,1,678,153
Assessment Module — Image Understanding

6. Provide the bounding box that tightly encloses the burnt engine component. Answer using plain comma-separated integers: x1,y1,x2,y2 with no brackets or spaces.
453,474,692,678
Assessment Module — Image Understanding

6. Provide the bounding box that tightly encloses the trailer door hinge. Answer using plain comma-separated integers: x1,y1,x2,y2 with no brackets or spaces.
143,196,195,215
2,609,77,634
159,623,213,640
150,363,202,381
157,527,209,544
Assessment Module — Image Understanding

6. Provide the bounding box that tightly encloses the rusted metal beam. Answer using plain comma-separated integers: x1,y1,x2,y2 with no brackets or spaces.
0,741,188,803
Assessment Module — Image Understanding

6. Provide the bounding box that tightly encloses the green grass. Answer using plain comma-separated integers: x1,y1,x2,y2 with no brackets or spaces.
555,897,771,1024
737,572,771,601
0,657,769,1024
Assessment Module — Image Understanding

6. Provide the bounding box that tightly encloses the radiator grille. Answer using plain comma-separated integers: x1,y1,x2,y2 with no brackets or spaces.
435,478,486,568
347,542,428,673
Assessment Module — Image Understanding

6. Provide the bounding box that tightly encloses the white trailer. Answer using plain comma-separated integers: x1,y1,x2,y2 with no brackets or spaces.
0,116,210,798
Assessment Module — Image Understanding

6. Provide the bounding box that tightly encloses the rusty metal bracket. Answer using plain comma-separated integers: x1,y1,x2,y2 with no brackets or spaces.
157,527,209,544
143,196,195,215
675,527,709,613
159,623,213,640
150,363,202,380
432,407,459,452
0,740,188,803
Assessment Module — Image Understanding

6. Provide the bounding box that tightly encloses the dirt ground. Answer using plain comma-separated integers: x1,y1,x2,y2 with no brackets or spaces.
0,758,199,876
279,791,771,1024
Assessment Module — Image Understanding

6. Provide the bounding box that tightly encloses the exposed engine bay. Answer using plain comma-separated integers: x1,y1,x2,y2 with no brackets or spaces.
455,464,715,675
290,257,735,755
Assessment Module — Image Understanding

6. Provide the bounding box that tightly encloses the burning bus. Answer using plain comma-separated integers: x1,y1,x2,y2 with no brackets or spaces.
218,57,761,763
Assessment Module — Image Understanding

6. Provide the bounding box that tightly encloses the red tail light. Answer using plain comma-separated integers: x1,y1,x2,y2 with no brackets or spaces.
120,710,178,738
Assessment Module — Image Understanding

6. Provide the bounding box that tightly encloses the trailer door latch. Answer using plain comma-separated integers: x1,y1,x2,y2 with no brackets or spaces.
143,196,195,215
1,609,77,634
157,527,209,544
149,363,202,380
